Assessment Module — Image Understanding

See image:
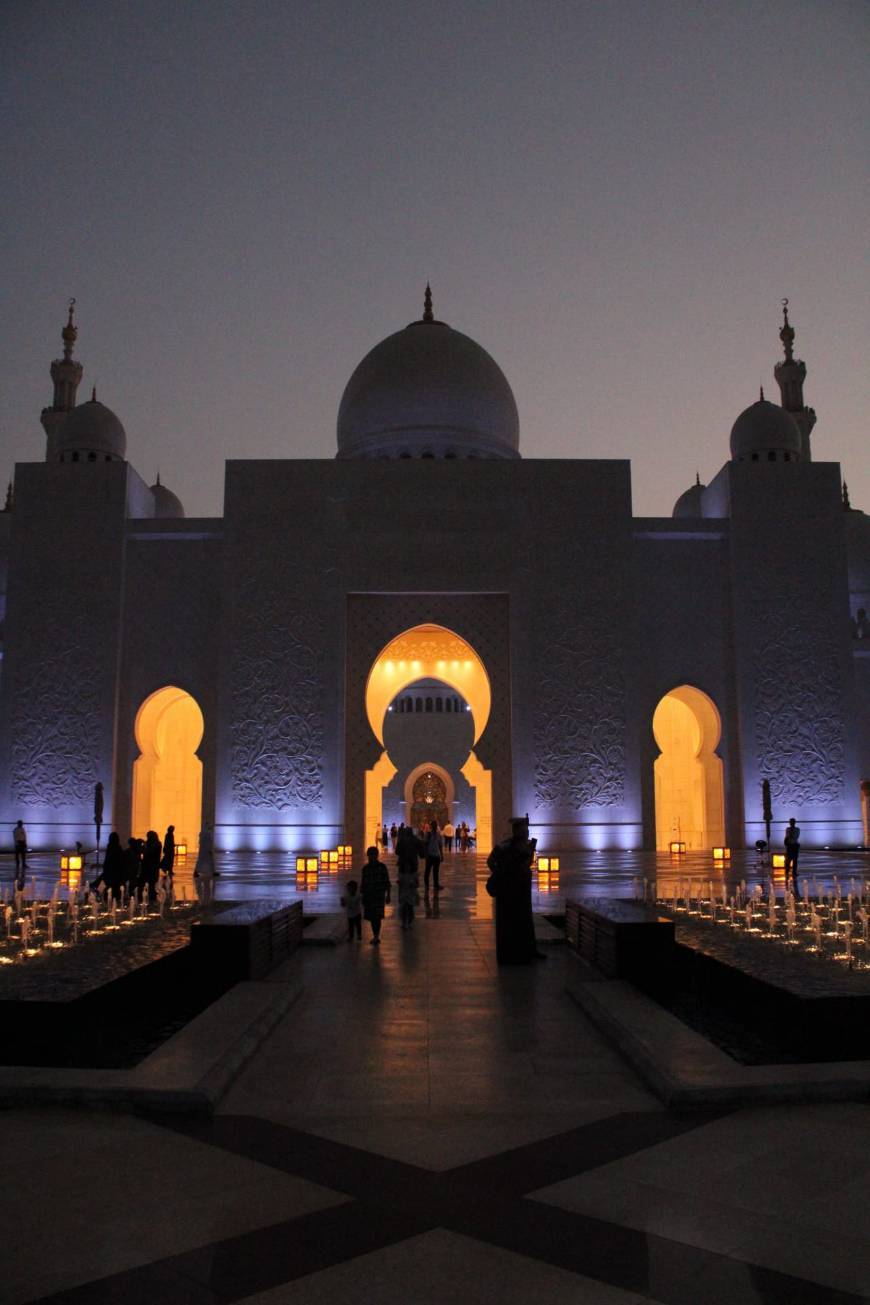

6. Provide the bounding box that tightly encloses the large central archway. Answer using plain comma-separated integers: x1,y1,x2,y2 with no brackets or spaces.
364,624,493,850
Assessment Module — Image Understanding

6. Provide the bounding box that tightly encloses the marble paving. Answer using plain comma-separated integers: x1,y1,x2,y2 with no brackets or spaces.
3,851,870,1303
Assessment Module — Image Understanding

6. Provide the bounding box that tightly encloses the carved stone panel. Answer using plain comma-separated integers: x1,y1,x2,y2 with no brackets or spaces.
228,555,325,811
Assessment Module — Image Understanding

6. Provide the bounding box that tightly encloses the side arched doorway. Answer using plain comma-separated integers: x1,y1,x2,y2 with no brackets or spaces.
653,685,725,850
132,686,204,845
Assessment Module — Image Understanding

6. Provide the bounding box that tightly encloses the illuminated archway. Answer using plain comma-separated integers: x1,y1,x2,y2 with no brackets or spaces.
404,762,456,828
653,685,725,850
364,625,493,850
132,686,203,846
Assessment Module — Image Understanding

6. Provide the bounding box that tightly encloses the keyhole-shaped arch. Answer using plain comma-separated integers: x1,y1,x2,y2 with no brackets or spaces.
364,625,493,851
132,686,204,846
653,685,725,850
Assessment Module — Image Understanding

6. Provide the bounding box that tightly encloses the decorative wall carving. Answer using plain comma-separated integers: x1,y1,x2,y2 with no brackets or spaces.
533,632,626,808
10,601,103,806
530,538,627,811
229,560,324,809
750,561,845,806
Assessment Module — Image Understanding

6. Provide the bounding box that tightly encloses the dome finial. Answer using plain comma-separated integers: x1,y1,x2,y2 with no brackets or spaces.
779,297,795,362
62,297,77,360
423,282,434,323
759,385,764,401
695,470,700,486
91,384,97,402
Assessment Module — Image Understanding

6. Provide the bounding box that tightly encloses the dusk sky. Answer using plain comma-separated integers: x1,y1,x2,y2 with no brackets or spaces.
3,0,867,518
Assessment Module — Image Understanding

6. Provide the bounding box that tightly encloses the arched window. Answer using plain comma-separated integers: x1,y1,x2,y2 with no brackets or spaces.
415,698,422,713
425,697,433,712
446,699,452,712
436,697,443,712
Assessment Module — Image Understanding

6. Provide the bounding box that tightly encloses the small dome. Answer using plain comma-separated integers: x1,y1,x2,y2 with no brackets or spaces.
337,303,520,460
672,480,706,518
730,397,801,462
57,395,127,461
150,478,185,519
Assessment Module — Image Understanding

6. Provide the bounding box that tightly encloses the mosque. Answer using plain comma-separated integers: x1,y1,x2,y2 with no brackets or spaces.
0,291,867,857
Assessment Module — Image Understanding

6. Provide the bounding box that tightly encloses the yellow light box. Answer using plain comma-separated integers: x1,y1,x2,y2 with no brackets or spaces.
771,853,786,869
712,847,731,860
669,842,687,854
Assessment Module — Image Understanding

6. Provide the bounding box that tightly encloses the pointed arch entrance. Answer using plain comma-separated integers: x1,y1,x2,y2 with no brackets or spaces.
364,624,493,850
653,685,725,850
404,762,455,829
132,686,204,845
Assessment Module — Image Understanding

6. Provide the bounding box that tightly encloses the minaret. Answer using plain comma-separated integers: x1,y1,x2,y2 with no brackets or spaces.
773,298,816,461
40,299,83,461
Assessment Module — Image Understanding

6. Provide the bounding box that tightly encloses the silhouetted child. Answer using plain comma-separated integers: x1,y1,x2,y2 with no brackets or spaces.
341,878,362,941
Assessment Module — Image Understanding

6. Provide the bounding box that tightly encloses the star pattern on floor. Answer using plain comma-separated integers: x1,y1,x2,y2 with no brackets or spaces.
30,1109,867,1305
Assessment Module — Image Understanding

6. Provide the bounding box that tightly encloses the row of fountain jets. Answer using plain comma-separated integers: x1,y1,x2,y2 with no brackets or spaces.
0,879,194,962
633,877,870,969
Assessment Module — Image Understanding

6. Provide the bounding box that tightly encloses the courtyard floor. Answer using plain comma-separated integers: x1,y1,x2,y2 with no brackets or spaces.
3,849,870,1304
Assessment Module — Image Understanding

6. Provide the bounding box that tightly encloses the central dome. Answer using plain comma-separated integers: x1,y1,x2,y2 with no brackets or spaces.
336,294,520,460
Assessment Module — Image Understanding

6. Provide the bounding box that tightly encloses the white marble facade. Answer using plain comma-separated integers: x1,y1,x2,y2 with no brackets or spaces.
0,298,867,852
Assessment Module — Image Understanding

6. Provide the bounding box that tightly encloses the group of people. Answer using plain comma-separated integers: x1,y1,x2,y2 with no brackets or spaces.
91,825,178,901
342,814,545,964
375,819,476,855
342,818,450,944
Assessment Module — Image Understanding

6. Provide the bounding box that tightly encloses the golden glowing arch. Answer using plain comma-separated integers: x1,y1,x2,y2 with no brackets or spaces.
363,624,493,851
365,624,490,745
653,684,725,851
132,685,204,847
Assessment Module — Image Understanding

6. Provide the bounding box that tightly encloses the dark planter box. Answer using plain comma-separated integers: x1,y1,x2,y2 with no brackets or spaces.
190,899,303,981
566,898,675,980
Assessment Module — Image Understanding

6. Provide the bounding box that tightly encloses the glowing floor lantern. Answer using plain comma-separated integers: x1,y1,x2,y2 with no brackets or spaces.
328,850,339,867
771,853,787,870
337,844,352,858
60,851,83,887
537,856,560,873
175,842,188,858
669,842,687,855
296,855,319,874
712,847,731,861
319,850,330,866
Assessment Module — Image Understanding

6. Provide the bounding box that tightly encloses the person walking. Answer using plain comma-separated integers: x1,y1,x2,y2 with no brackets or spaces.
390,822,398,852
100,832,125,901
13,821,27,881
140,830,162,901
341,878,363,941
424,820,444,894
395,827,421,931
160,825,176,881
784,817,801,897
486,816,546,964
360,845,391,944
442,820,454,853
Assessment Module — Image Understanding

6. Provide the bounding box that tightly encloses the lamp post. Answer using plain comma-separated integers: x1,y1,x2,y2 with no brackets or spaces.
93,781,104,870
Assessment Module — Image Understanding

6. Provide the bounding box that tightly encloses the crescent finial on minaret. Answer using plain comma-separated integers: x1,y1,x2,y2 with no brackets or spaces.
779,297,795,361
423,283,434,323
62,297,78,360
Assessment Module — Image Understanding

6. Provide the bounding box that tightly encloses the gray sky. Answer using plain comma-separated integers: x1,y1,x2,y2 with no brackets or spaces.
2,0,867,518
